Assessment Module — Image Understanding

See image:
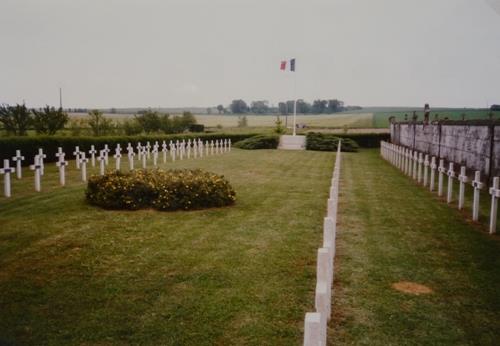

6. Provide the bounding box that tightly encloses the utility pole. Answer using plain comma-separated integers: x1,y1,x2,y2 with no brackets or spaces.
59,87,63,109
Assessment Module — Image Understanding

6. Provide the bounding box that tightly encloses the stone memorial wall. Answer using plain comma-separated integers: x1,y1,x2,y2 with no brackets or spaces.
391,121,500,179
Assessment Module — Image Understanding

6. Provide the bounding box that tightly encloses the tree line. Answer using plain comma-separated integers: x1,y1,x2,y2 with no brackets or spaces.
213,99,362,115
0,104,199,137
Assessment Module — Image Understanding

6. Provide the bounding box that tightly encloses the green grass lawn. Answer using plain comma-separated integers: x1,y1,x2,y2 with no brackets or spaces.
0,149,335,345
331,149,500,345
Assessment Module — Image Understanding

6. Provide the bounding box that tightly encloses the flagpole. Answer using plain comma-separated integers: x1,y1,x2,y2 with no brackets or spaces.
292,61,297,136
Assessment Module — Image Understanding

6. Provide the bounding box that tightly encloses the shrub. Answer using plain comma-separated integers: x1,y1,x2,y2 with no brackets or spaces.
335,133,390,148
306,132,359,152
233,135,279,150
86,169,236,211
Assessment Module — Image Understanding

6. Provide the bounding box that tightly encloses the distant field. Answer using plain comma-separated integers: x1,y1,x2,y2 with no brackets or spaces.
68,109,500,131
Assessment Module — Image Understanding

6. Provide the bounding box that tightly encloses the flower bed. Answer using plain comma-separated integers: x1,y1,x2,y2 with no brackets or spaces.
86,169,236,211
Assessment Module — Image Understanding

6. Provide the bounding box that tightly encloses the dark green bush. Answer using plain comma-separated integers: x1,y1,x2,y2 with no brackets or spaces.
189,124,205,132
0,133,258,165
335,133,390,148
233,135,279,150
85,169,236,211
306,132,359,152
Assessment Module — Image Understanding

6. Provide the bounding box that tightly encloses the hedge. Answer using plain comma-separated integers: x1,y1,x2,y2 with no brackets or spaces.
233,135,279,150
0,133,259,165
306,133,359,152
86,169,236,211
333,133,390,148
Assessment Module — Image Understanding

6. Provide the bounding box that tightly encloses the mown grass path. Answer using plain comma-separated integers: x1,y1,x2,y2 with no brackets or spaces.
331,149,500,345
0,149,334,345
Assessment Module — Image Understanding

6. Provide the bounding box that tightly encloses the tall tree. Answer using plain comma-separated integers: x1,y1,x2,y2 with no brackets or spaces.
0,104,32,136
250,100,270,114
32,106,69,135
216,104,224,114
230,99,248,114
134,110,162,133
312,99,328,114
87,110,113,136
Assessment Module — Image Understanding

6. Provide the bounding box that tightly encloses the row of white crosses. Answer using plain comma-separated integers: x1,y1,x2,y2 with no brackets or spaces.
303,140,342,346
0,138,233,197
380,141,497,234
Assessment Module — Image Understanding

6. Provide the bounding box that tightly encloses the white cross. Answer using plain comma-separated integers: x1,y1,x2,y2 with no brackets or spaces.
489,176,500,234
170,142,176,162
97,151,106,176
73,146,82,170
430,157,437,191
136,142,143,160
152,144,159,167
29,155,42,192
224,139,228,153
11,150,24,179
198,139,203,158
205,140,209,156
103,144,110,165
146,141,152,159
215,140,220,154
38,148,47,176
89,145,97,167
79,153,89,182
56,152,68,186
114,144,122,171
0,159,15,197
405,149,411,176
437,159,446,197
127,147,135,171
471,171,483,222
179,141,185,160
162,141,168,163
187,139,192,159
142,148,147,168
193,140,198,159
228,138,232,152
412,151,418,180
447,162,455,203
210,140,214,155
457,166,468,210
417,153,423,183
423,154,430,187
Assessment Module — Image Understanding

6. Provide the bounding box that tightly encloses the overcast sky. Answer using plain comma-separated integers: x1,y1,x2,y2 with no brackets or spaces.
1,0,499,109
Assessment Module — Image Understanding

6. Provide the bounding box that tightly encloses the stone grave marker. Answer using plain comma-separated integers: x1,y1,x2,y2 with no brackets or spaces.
142,148,147,168
187,139,192,159
146,141,151,159
136,142,143,160
152,143,159,167
193,139,198,159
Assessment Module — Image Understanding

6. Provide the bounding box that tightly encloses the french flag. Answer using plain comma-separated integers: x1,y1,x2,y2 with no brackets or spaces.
280,58,296,72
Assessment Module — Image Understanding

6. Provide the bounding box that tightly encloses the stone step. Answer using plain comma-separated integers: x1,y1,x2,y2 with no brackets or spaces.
279,135,306,150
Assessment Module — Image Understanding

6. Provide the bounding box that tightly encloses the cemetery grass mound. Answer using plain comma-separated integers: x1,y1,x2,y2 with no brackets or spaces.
85,169,236,211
